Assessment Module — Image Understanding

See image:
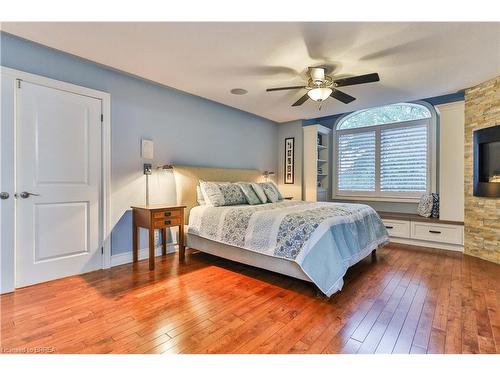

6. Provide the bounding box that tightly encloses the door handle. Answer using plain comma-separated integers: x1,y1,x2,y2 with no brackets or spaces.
0,192,9,200
17,191,40,199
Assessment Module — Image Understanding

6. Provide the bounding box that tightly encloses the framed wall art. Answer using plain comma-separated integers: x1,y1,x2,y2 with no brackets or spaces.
284,137,295,184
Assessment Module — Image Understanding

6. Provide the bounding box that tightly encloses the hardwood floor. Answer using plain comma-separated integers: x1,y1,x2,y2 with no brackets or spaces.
1,243,499,354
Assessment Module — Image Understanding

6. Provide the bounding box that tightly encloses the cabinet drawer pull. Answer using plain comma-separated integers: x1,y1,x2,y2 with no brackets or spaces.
164,212,172,217
164,220,171,225
429,230,441,234
385,226,394,229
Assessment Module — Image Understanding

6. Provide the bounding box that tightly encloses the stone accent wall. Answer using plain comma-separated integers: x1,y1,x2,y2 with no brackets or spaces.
464,76,500,264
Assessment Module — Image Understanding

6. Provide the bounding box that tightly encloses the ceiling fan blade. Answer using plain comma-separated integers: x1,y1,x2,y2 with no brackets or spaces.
292,93,310,107
308,67,325,82
334,73,380,87
330,89,356,104
266,85,306,92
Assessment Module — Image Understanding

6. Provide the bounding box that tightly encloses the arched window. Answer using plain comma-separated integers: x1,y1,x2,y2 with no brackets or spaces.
337,103,431,130
334,102,435,199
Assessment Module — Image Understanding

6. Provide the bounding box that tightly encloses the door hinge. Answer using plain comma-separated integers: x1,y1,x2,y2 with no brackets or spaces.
101,247,104,254
101,114,104,122
17,79,22,89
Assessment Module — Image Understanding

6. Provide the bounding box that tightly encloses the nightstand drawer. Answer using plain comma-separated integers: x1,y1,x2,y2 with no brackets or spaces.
131,204,186,270
153,217,181,228
152,209,181,219
382,219,410,238
411,222,463,245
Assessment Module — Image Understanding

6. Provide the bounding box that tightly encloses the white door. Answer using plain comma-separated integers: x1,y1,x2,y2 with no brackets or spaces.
16,80,102,287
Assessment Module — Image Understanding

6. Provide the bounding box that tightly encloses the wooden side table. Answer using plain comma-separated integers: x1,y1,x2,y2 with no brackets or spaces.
131,204,186,270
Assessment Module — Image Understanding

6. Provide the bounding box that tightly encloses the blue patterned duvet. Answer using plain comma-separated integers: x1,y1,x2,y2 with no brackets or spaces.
188,201,389,296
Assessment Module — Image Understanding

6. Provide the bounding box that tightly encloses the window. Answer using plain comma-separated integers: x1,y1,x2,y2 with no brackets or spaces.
335,103,434,200
337,103,432,129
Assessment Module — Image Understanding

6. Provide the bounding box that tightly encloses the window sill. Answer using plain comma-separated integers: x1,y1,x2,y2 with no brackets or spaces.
332,195,420,204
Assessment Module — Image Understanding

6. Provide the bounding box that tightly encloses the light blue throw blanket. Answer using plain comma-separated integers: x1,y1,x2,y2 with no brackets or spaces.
188,201,388,296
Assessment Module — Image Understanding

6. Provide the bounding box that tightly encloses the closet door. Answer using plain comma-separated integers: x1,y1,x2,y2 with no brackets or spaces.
16,80,102,287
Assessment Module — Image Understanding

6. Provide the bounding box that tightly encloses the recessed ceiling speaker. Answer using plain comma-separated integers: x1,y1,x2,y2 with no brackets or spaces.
230,88,248,95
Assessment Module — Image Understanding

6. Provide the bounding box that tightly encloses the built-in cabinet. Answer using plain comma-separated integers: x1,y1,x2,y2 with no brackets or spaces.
380,212,464,252
303,125,331,201
436,102,465,222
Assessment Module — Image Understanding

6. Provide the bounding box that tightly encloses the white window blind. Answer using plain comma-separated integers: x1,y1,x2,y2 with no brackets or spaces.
335,103,433,200
380,125,428,192
338,132,376,191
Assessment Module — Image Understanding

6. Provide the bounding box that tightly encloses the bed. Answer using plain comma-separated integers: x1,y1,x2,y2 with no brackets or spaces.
174,165,389,297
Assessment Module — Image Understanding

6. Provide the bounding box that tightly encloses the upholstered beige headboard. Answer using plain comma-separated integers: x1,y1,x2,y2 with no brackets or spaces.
173,165,263,222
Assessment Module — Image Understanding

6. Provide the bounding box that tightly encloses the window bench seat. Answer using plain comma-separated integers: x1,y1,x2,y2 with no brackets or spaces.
378,211,464,252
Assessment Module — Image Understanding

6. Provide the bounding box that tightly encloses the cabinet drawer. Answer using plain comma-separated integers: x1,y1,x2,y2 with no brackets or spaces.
382,219,410,238
153,217,181,228
411,222,463,245
152,209,181,219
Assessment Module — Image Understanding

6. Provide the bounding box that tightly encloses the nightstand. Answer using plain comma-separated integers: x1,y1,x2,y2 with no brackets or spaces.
131,204,186,270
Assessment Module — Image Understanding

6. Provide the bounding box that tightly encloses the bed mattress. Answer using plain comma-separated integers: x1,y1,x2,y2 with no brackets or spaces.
188,200,389,296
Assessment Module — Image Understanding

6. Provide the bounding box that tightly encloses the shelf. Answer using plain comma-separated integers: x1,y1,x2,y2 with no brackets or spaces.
304,125,331,202
378,211,464,226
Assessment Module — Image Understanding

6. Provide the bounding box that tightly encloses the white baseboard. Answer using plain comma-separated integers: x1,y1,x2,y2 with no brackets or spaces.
389,237,463,252
111,244,178,267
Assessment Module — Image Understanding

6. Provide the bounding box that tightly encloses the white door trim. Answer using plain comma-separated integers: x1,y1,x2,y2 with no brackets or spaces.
0,66,111,293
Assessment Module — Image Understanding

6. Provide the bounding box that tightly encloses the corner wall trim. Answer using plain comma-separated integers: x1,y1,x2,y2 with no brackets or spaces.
111,244,178,267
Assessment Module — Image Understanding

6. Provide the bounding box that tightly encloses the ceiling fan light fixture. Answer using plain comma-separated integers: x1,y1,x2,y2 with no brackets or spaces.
307,87,332,102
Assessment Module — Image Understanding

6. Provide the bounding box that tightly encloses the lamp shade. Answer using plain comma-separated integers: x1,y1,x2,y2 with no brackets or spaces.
307,87,332,102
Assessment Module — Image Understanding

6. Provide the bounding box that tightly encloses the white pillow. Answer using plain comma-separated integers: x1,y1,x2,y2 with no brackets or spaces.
196,185,206,205
199,180,246,206
199,180,225,206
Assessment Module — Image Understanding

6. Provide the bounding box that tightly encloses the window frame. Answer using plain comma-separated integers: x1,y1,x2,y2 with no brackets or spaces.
332,102,437,203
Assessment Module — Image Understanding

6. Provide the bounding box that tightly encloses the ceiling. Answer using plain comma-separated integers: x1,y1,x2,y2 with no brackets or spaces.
2,22,499,123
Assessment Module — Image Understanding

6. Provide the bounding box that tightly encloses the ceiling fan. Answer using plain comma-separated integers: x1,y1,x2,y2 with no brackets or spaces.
266,67,380,107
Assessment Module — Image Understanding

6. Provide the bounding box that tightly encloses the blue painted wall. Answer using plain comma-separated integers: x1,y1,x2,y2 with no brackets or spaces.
1,32,278,255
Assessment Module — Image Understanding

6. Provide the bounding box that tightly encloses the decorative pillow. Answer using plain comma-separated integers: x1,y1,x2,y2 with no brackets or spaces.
237,182,262,205
199,180,225,206
431,193,440,218
250,182,268,204
199,181,246,207
219,183,247,205
417,193,434,217
196,185,206,205
259,182,283,203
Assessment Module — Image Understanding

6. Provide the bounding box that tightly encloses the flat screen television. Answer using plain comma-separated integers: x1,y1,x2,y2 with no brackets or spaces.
473,125,500,197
